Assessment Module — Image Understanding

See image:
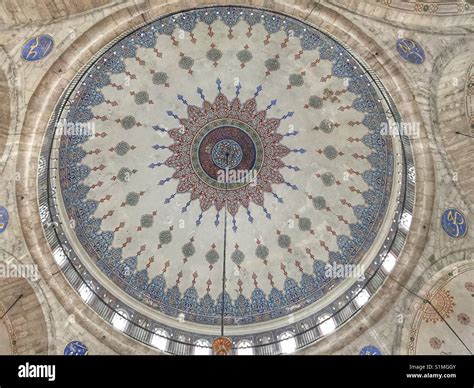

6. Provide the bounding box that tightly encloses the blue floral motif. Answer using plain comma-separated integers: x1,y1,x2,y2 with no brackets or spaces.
154,18,175,35
332,58,356,78
268,287,287,309
300,31,320,50
195,9,218,25
117,257,137,278
263,14,283,34
300,273,318,294
216,292,234,316
251,288,269,314
234,294,252,316
103,56,126,74
337,235,358,259
126,269,149,298
147,275,166,300
284,278,302,304
220,7,241,27
133,29,156,48
164,286,181,310
175,13,198,32
198,294,216,322
243,11,262,26
318,39,343,61
180,287,199,315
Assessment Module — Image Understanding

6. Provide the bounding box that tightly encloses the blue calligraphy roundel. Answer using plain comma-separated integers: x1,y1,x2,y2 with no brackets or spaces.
21,35,54,62
396,38,425,65
441,208,468,238
359,345,382,355
64,341,88,356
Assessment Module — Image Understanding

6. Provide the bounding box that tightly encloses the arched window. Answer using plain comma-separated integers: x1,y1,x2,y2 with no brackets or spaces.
354,288,370,308
151,329,169,352
78,283,93,303
382,252,397,273
237,340,253,355
399,212,412,231
194,339,211,355
111,309,128,332
279,331,296,354
318,314,336,335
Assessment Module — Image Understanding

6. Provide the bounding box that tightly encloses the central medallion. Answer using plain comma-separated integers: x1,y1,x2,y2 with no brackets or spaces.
193,122,260,188
211,138,243,170
166,91,289,216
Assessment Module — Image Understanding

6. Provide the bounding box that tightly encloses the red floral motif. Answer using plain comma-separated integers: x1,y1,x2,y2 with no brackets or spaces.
464,282,474,293
457,312,470,325
165,93,290,215
429,337,443,350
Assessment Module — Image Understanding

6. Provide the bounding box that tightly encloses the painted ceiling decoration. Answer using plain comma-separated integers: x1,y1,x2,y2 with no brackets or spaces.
441,209,468,239
395,38,425,65
40,6,413,353
64,341,89,356
21,35,54,62
407,264,473,355
359,345,382,355
373,0,473,15
0,206,8,233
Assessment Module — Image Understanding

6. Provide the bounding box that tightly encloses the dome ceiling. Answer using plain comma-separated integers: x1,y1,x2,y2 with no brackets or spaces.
40,6,412,352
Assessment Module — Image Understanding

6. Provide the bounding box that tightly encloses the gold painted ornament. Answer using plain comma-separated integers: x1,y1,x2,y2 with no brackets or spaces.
212,337,232,355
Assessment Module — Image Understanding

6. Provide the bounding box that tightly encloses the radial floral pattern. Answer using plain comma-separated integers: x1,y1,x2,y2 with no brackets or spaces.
165,92,290,217
55,7,398,327
408,265,474,355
